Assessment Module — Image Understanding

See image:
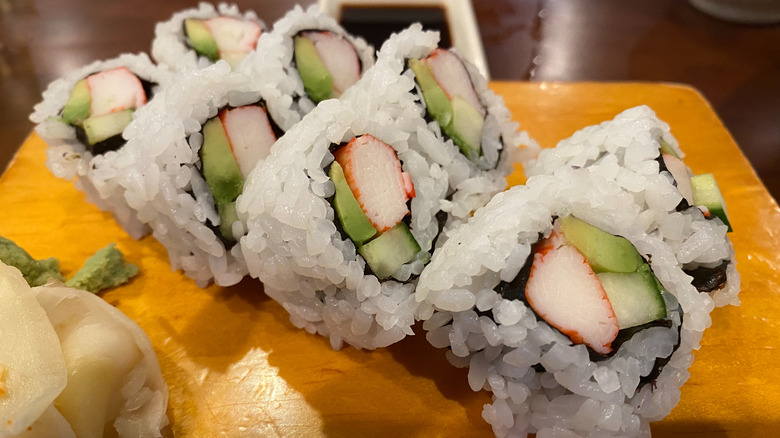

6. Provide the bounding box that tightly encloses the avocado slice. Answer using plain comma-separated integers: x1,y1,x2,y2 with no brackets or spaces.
218,201,240,241
61,79,91,125
200,117,244,240
409,58,483,161
184,19,219,62
559,215,644,273
294,35,333,103
329,161,377,245
597,267,667,329
691,173,732,232
358,222,421,279
82,109,134,146
449,95,484,161
409,58,453,127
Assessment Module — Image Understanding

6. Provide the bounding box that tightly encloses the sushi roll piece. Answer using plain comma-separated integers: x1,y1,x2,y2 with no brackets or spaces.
236,23,540,349
30,53,171,239
238,5,375,116
417,108,741,436
238,98,452,350
525,106,739,307
118,60,300,287
152,2,264,70
356,24,539,221
416,172,720,437
0,261,168,437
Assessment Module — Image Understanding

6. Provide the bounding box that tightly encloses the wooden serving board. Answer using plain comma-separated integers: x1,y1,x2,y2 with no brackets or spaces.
1,82,776,437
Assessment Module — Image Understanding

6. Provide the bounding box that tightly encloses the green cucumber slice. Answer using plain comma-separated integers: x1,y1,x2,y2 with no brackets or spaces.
691,173,732,232
597,268,667,329
449,95,484,161
82,109,133,145
358,222,421,279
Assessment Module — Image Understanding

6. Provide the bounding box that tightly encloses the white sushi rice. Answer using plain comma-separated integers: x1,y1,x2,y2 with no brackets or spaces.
238,97,455,349
30,53,172,239
417,107,739,437
526,106,739,307
151,2,264,71
365,24,540,223
117,60,301,287
238,4,375,118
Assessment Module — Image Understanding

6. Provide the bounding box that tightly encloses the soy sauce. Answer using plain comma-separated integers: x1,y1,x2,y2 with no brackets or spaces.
340,6,452,49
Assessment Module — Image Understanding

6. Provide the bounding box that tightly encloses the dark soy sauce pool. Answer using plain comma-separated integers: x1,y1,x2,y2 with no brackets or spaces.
339,6,453,50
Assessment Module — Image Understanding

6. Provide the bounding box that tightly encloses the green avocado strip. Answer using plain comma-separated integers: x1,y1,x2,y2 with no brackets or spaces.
185,19,219,62
201,117,244,206
409,58,453,128
294,35,334,104
329,161,377,245
61,79,91,125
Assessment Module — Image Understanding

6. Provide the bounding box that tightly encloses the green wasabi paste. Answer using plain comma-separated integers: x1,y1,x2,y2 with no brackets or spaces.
66,243,139,293
0,236,64,286
0,236,138,293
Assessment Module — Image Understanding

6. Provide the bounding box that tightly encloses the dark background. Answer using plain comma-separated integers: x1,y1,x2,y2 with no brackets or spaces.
2,0,778,198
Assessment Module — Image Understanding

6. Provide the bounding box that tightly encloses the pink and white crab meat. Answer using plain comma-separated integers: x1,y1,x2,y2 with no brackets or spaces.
300,30,361,97
205,17,262,66
219,105,278,178
524,230,620,355
334,135,415,232
86,67,146,116
423,48,485,117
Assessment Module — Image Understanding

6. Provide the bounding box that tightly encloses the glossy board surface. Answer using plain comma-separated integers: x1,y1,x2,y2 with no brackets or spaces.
1,82,777,437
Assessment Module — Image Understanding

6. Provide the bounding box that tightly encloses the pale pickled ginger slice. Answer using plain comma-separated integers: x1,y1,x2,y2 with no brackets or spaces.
0,263,67,437
10,405,75,438
34,285,169,438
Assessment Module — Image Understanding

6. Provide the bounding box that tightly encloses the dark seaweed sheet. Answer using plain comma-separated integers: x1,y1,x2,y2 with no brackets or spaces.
684,260,730,293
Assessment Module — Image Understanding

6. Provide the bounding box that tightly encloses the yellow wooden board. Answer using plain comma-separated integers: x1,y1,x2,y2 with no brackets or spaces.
1,82,777,437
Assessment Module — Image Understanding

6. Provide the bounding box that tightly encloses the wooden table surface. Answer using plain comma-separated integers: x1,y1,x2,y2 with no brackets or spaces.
1,0,779,199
